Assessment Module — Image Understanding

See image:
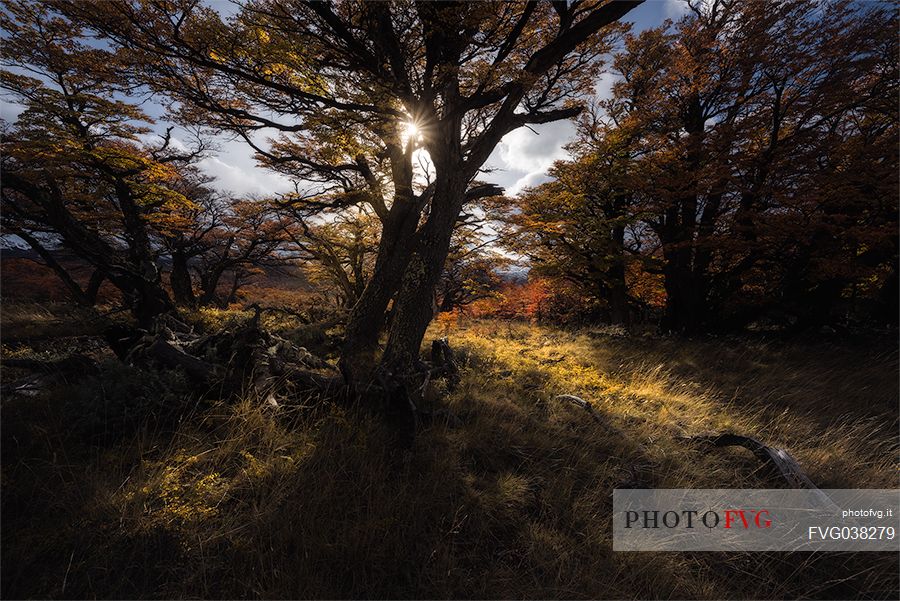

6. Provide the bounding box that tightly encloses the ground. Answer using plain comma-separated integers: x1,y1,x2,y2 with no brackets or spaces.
1,303,897,599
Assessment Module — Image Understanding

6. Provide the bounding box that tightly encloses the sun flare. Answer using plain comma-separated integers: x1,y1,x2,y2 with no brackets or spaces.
401,120,423,147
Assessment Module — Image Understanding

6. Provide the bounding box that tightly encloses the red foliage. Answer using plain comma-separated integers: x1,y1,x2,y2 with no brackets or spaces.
0,257,120,304
468,277,588,323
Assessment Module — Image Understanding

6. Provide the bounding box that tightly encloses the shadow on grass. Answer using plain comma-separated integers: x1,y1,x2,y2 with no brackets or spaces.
2,326,898,599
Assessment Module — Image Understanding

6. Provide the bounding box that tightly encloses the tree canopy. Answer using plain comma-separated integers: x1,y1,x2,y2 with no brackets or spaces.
504,0,898,331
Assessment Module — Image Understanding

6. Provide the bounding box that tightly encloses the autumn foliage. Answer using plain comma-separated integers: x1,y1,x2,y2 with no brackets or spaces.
500,0,897,332
0,3,898,600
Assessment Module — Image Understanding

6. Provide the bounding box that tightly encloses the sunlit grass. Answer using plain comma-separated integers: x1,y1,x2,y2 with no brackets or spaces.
441,319,898,489
2,313,897,598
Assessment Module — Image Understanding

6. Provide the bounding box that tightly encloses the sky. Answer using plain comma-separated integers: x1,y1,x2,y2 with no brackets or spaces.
484,0,688,196
0,0,689,199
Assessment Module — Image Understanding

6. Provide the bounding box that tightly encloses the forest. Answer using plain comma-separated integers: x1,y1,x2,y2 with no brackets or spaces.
1,1,898,599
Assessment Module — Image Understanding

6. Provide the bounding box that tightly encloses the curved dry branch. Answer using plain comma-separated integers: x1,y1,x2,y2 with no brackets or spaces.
683,432,823,491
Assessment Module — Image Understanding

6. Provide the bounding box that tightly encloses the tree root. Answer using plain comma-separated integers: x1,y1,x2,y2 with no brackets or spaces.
360,337,465,448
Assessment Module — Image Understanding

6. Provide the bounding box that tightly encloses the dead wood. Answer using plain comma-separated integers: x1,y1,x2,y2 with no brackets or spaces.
100,311,342,404
103,324,146,360
683,432,821,490
284,367,344,393
96,321,456,438
1,354,101,396
554,394,634,446
430,337,460,389
556,394,602,420
144,338,222,385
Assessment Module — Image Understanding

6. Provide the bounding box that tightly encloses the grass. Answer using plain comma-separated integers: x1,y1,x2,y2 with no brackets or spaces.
1,306,897,599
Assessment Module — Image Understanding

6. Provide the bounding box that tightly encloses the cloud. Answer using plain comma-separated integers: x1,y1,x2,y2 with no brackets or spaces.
0,99,24,123
661,0,691,21
625,0,689,29
199,154,294,197
508,170,557,194
594,71,621,101
483,120,575,197
476,0,682,198
135,132,293,197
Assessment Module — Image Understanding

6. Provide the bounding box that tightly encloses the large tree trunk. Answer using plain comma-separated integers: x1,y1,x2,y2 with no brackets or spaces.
198,265,226,306
224,271,243,306
170,249,196,307
114,178,174,325
657,102,710,335
125,274,176,328
339,236,416,383
381,179,464,372
607,225,629,325
339,168,423,385
660,244,708,335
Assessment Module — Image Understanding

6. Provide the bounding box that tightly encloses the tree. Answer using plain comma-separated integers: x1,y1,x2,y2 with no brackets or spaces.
569,0,896,332
186,198,296,308
506,144,642,324
437,225,509,313
499,1,896,333
278,209,380,309
0,0,206,326
57,0,643,386
280,206,505,313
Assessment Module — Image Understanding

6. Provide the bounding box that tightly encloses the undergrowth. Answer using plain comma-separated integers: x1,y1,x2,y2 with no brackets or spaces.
1,312,897,599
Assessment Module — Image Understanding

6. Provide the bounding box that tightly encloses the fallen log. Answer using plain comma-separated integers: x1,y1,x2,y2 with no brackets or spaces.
285,367,344,392
554,394,630,441
683,432,819,489
101,310,342,404
97,318,462,439
104,323,146,361
144,338,222,386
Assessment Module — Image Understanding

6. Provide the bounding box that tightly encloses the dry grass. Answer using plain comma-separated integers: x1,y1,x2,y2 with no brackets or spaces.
0,301,106,342
1,311,897,599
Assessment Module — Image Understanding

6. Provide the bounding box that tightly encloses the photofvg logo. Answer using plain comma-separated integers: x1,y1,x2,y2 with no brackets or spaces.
624,507,772,530
612,489,899,551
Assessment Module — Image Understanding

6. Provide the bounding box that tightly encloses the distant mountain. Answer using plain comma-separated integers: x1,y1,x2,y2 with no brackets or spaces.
0,234,33,252
497,264,529,284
